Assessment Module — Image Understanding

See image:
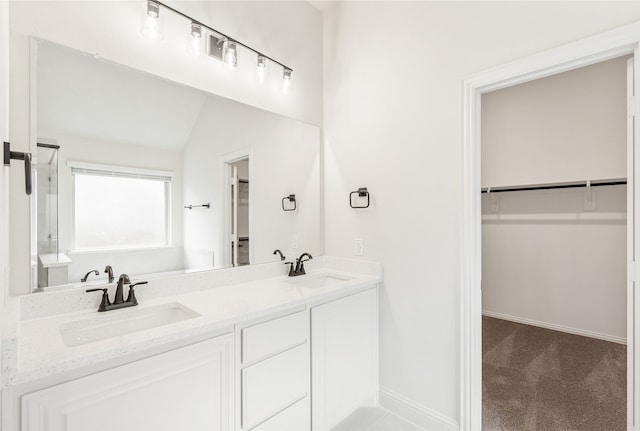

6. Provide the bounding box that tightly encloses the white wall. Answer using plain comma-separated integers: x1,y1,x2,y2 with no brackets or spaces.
482,57,628,188
482,186,626,341
7,1,322,296
481,58,627,342
322,2,640,427
1,1,9,304
1,1,10,409
182,95,320,269
37,131,184,285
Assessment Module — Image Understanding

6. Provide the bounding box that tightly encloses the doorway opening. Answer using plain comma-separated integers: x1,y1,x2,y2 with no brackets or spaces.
222,153,251,267
461,23,640,431
480,56,629,429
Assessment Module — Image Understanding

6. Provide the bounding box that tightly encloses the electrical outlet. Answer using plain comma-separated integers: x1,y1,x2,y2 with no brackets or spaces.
354,238,364,256
292,234,299,250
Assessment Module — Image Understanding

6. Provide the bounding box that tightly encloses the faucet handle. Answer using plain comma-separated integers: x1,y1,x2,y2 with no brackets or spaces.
126,281,147,305
297,259,307,275
86,288,111,312
284,261,295,276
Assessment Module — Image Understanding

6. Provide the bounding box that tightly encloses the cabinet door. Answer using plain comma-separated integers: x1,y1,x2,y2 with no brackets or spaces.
21,335,233,431
311,288,378,431
242,344,308,429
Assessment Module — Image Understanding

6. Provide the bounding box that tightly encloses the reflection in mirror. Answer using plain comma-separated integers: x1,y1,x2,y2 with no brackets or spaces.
32,39,320,291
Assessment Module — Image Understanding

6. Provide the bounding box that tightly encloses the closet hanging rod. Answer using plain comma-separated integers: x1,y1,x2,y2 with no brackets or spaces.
481,179,627,194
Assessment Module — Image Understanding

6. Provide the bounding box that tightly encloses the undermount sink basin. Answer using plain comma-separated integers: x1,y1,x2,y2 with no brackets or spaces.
60,302,200,347
286,273,352,289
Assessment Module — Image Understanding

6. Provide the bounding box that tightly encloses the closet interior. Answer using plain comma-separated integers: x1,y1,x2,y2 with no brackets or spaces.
481,55,630,430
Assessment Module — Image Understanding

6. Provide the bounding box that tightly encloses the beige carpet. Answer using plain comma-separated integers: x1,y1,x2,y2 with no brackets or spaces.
483,316,626,430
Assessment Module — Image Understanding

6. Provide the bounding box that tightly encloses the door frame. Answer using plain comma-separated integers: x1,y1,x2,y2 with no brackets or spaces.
220,148,253,268
461,22,640,430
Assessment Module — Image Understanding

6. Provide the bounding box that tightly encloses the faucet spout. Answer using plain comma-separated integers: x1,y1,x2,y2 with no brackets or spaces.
273,249,286,261
104,265,114,283
81,269,100,283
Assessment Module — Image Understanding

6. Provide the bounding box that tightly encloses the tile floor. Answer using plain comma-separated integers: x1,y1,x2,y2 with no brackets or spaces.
331,406,424,431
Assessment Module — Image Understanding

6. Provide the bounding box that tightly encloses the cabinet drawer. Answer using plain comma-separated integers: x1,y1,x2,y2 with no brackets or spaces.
242,311,307,363
251,397,310,431
242,344,307,429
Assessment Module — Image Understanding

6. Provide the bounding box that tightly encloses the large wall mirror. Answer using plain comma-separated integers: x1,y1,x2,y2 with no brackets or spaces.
30,39,320,291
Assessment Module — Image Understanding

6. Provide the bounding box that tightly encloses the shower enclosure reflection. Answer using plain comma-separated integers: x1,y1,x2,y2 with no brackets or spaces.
35,143,71,288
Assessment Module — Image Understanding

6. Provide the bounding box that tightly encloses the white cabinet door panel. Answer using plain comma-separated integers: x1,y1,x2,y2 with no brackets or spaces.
311,288,378,431
242,344,307,429
21,335,233,431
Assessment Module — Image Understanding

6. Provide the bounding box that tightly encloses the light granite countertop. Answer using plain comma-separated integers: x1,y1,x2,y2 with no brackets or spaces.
2,256,382,388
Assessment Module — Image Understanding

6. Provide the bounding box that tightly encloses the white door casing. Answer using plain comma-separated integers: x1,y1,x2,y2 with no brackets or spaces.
461,22,640,430
232,164,239,266
220,149,252,268
0,2,10,425
628,55,640,429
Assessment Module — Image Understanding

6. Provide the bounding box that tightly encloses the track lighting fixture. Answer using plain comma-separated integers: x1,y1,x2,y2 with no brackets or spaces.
223,40,238,70
140,0,163,41
283,68,292,93
187,22,205,57
257,55,268,82
139,0,293,88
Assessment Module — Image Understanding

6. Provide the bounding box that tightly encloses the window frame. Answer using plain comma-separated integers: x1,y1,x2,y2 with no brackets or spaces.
68,161,173,252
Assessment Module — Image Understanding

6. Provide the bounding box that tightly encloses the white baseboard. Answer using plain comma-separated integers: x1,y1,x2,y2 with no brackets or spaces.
378,386,458,431
482,310,626,345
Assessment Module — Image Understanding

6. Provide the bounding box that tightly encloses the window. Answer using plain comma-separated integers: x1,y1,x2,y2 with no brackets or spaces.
70,162,172,250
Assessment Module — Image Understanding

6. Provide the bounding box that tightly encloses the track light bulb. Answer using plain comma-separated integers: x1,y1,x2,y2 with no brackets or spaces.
283,68,292,93
187,22,205,57
224,40,238,70
141,0,164,41
257,55,268,83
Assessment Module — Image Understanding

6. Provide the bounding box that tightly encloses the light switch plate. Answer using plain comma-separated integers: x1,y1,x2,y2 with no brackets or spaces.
354,238,364,256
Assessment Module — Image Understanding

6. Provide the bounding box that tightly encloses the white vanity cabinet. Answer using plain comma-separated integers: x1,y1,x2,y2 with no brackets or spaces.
237,309,310,431
20,334,234,431
11,283,379,431
311,288,379,431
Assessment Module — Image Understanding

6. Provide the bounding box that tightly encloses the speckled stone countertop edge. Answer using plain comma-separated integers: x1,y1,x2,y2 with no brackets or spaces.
2,256,383,388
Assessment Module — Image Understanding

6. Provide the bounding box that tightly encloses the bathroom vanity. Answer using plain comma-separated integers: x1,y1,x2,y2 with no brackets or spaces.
2,19,373,431
1,257,381,430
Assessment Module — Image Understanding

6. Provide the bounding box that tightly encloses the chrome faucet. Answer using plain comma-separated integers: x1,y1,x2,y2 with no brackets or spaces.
285,253,313,277
86,273,148,312
81,269,100,282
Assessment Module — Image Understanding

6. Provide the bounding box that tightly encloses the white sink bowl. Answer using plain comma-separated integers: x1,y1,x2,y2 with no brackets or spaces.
60,302,200,347
286,273,352,289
